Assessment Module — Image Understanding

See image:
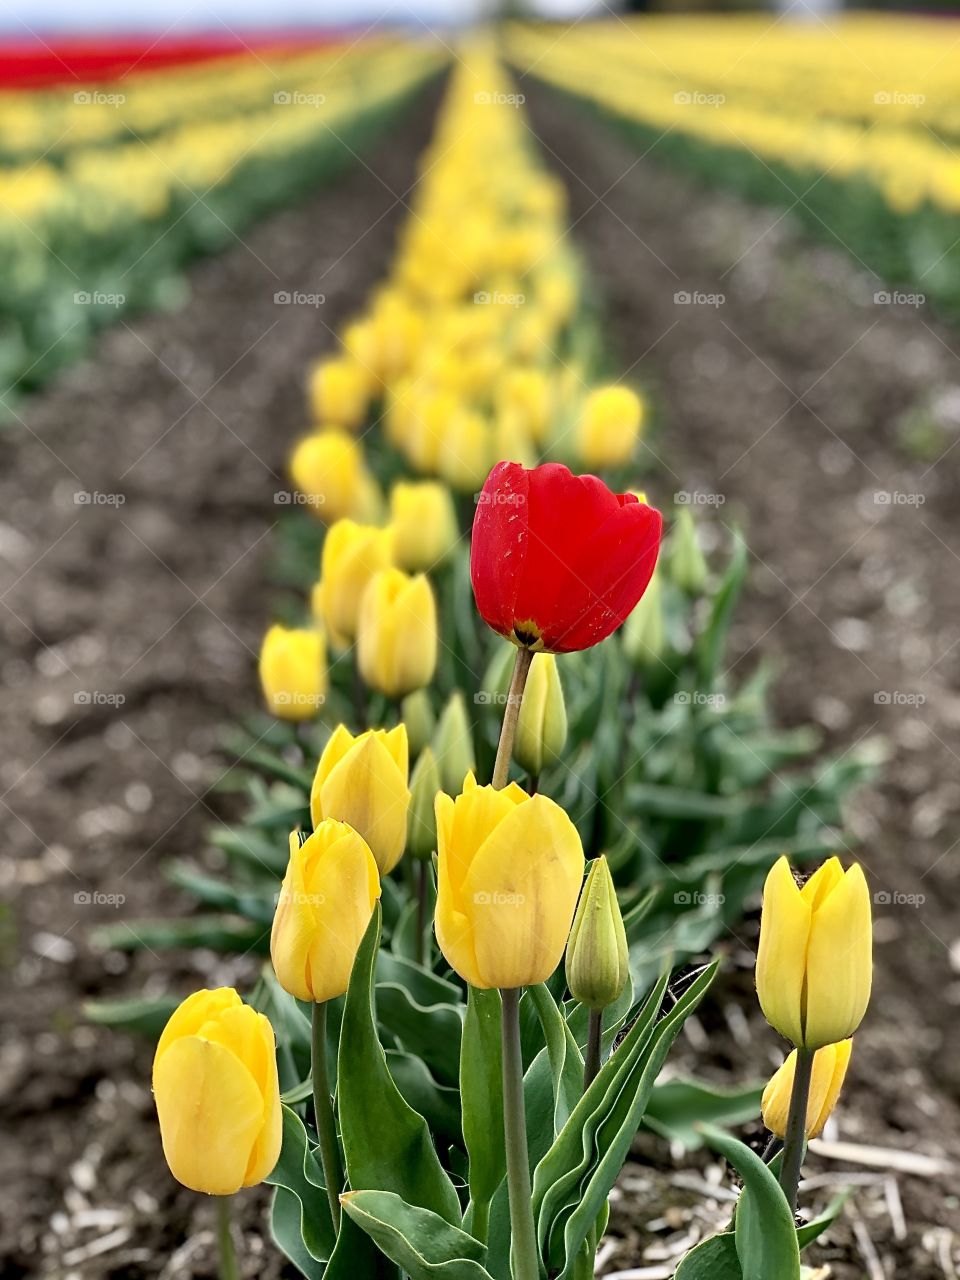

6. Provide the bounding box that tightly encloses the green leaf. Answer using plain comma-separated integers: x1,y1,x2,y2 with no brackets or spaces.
387,1050,463,1146
526,984,583,1135
376,982,462,1086
699,1124,800,1280
797,1190,850,1251
342,1190,493,1280
338,907,462,1227
84,994,178,1039
674,1232,742,1279
644,1078,763,1150
166,861,275,923
265,1106,335,1263
461,988,505,1235
696,528,747,685
91,915,267,954
270,1187,326,1280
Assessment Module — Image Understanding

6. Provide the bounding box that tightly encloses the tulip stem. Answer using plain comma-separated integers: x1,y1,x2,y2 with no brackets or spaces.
492,647,534,791
584,1008,603,1092
779,1044,814,1216
311,1001,343,1232
501,987,540,1280
216,1196,240,1280
416,859,429,967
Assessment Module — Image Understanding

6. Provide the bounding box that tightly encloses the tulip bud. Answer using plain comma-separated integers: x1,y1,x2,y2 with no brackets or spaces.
389,480,459,572
400,688,436,757
289,429,369,523
153,988,282,1195
565,857,629,1010
622,568,666,667
761,1040,853,1139
308,357,369,430
497,366,551,445
433,690,476,795
669,508,708,595
576,386,643,469
271,823,380,1002
435,775,585,989
310,724,410,875
515,653,567,777
314,519,393,648
357,568,438,699
437,410,493,493
408,747,441,861
258,624,326,721
756,856,872,1050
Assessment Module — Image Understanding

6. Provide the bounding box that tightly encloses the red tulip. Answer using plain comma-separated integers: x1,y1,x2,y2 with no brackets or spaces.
471,461,662,654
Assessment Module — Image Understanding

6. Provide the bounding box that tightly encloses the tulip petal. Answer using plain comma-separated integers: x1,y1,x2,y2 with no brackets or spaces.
316,733,410,875
154,987,242,1066
756,856,809,1047
470,461,530,639
808,1038,853,1137
804,865,872,1048
310,724,356,829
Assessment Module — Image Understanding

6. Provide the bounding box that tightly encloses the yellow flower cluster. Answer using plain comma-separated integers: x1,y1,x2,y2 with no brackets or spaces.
509,15,960,216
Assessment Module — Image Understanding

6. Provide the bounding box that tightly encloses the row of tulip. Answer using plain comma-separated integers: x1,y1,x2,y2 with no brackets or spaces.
508,16,960,318
0,38,443,402
124,46,877,1280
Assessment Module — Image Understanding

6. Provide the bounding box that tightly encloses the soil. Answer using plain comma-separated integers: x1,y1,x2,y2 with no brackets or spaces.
521,79,960,1280
0,92,441,1279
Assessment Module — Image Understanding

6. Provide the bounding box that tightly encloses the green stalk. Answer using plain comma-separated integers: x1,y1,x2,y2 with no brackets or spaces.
500,987,540,1280
583,1008,603,1092
312,1001,344,1231
778,1045,814,1216
492,647,533,790
216,1195,240,1280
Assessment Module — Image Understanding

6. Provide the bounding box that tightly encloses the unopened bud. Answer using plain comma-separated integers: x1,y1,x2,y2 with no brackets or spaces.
565,856,629,1010
433,691,476,796
408,747,441,862
515,653,567,777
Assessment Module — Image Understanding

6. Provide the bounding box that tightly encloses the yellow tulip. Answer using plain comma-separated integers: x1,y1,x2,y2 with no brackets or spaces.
153,988,282,1195
761,1040,853,1139
258,624,326,721
515,653,567,778
756,856,872,1049
308,357,369,429
565,856,629,1011
310,724,410,874
313,519,393,648
271,823,380,1003
497,366,551,445
576,386,643,468
389,480,459,572
289,429,366,523
437,410,493,493
434,774,584,989
358,568,438,699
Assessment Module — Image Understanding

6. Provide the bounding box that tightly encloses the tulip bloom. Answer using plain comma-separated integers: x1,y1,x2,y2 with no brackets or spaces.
313,519,393,648
761,1040,853,1139
514,652,567,777
756,856,872,1050
310,724,410,875
357,568,438,699
389,480,459,572
575,385,643,468
308,357,369,430
434,773,584,989
290,429,375,523
258,624,326,720
153,988,282,1196
271,823,380,1003
471,461,662,654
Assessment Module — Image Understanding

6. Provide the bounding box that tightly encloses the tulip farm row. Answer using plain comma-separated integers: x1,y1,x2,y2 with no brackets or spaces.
80,42,885,1280
508,15,960,321
0,37,442,405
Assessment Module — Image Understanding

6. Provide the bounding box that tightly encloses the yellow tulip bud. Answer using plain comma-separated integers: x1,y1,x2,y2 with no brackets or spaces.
622,568,665,667
271,823,380,1002
437,411,493,493
258,624,326,721
289,429,366,523
497,366,552,445
756,857,872,1050
310,724,410,875
669,508,708,595
433,690,476,795
435,774,584,989
576,386,643,468
314,519,393,648
389,480,459,572
515,653,567,778
357,568,438,699
308,358,369,430
401,688,436,757
409,747,441,862
761,1039,853,1139
565,856,629,1010
153,988,281,1195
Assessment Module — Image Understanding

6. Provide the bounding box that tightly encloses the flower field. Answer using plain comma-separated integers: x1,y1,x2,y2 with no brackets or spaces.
3,16,959,1280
